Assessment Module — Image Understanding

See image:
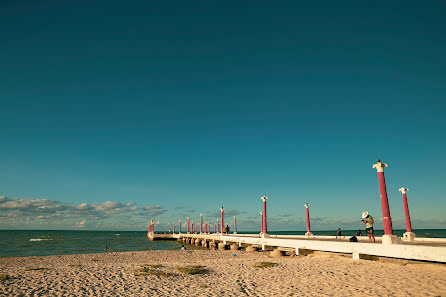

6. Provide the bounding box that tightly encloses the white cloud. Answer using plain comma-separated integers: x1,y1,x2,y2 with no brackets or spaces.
94,201,123,210
0,195,168,230
75,203,90,211
76,220,87,227
144,205,161,210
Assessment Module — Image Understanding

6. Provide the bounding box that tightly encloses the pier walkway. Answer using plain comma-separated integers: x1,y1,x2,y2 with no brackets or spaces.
148,232,446,263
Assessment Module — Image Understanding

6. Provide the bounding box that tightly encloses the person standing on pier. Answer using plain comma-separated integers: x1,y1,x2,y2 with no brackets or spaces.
362,211,375,243
336,228,342,240
225,224,230,234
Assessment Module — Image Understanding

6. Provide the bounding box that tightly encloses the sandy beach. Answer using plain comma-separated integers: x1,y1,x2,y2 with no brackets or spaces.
1,249,445,297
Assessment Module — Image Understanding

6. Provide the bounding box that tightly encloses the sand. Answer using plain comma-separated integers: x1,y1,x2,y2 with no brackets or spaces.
1,249,446,296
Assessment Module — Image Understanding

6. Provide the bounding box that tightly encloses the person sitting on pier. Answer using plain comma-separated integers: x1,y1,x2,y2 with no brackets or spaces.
361,211,375,243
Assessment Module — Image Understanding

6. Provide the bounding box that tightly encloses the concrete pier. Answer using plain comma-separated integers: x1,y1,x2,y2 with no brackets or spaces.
148,159,446,263
148,232,446,263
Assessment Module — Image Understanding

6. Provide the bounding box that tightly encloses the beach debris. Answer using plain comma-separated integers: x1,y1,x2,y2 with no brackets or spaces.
135,270,176,277
177,265,207,275
253,262,278,269
135,264,176,277
140,264,163,269
25,267,47,271
150,271,176,277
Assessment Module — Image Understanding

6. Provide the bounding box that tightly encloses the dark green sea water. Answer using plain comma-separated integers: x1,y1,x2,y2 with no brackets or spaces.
0,230,185,258
1,229,444,258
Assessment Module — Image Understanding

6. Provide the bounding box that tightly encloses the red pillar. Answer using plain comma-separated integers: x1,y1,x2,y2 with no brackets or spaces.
260,211,263,233
220,207,224,234
234,216,237,234
191,221,194,233
399,187,412,232
173,222,175,234
261,196,268,234
214,223,216,233
200,214,203,234
372,160,394,235
204,220,207,234
179,220,181,234
217,219,220,233
304,203,311,233
187,217,190,234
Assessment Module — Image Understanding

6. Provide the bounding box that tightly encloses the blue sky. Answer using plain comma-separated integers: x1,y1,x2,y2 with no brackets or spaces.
1,1,445,231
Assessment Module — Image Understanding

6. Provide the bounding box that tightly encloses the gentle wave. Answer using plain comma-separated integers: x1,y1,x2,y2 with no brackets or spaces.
29,238,53,241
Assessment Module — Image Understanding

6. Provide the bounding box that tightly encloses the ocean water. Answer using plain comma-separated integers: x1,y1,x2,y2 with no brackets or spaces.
0,230,186,258
1,229,444,258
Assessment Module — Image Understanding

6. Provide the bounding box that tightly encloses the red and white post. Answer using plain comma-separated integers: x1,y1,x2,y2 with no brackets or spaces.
304,203,313,238
187,217,190,234
260,211,263,234
200,213,203,234
220,206,224,234
372,160,399,244
234,216,237,234
399,187,415,241
261,196,268,237
179,220,181,234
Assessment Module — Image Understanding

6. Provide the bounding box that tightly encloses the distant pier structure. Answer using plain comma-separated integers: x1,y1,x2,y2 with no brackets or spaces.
147,160,446,263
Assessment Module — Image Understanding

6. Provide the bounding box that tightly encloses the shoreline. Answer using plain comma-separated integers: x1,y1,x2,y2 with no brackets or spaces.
1,249,446,296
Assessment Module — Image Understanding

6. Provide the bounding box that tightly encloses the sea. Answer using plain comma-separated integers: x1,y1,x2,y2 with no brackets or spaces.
1,229,445,258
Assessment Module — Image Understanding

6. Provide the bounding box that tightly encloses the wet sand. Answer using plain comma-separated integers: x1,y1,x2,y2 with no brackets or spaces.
1,250,445,296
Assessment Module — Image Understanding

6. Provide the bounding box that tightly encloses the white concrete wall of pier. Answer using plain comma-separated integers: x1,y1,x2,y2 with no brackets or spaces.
150,232,446,263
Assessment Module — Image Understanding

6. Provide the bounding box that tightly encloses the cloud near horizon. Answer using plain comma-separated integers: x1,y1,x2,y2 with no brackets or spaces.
0,195,167,230
2,195,445,231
